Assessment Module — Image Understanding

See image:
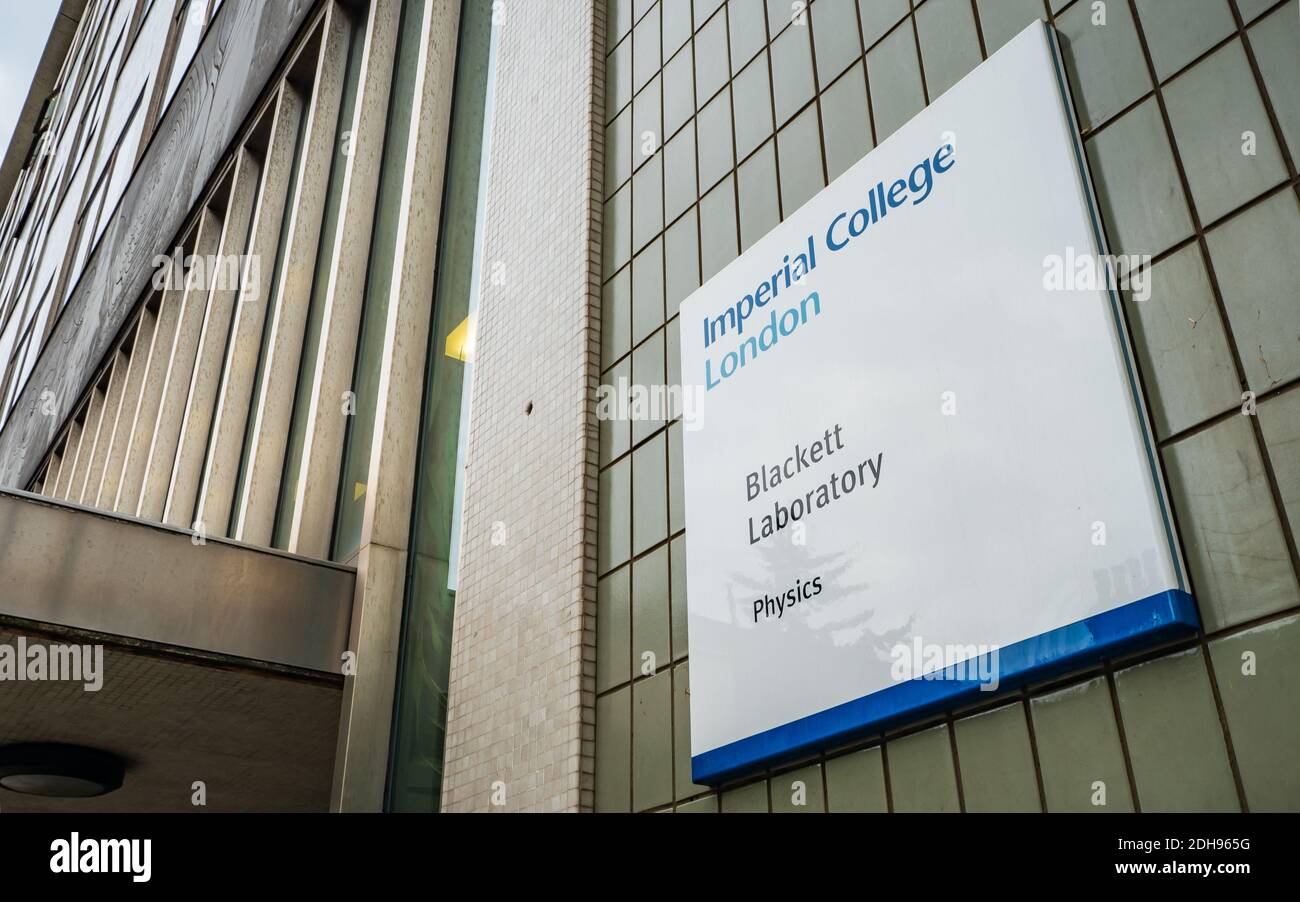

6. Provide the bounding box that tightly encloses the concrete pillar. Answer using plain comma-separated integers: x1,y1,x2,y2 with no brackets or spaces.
163,148,262,529
137,207,224,522
330,0,461,813
289,0,402,560
93,311,156,509
196,84,303,537
64,383,106,502
77,349,128,504
234,2,351,548
114,266,188,514
52,422,82,500
41,453,62,497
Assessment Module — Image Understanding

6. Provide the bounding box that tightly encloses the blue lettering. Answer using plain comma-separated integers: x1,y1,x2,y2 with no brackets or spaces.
827,212,850,251
934,142,956,173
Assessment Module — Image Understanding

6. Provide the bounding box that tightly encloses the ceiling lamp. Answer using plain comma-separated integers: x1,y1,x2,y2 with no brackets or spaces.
0,743,125,798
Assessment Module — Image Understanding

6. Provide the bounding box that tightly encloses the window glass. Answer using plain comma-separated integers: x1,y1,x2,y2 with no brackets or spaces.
163,0,209,113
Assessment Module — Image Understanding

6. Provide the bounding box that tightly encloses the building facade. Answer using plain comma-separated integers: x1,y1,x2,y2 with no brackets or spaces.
0,0,1297,812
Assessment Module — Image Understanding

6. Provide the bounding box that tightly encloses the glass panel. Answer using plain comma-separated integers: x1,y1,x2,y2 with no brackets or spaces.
163,0,209,112
0,317,18,390
0,277,53,425
0,333,33,428
65,170,107,306
81,0,135,194
92,89,148,251
101,0,171,165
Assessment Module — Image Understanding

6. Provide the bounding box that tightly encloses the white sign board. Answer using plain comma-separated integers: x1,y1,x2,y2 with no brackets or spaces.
678,23,1196,785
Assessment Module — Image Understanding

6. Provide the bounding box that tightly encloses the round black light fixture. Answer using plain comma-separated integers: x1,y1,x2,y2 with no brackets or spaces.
0,743,125,798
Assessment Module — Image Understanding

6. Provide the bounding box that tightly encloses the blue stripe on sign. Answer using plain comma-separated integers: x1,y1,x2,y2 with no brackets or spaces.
690,589,1199,786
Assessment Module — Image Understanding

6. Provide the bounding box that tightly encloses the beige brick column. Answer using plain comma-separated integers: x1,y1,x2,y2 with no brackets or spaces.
440,0,605,813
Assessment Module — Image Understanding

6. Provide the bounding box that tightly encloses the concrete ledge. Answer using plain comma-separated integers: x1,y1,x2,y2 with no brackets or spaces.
0,489,353,673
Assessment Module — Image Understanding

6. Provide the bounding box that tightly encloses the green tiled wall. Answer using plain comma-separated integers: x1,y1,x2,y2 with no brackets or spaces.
596,0,1300,812
953,703,1042,812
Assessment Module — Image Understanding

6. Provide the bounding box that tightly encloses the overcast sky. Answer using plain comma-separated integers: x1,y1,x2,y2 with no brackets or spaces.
0,3,61,160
